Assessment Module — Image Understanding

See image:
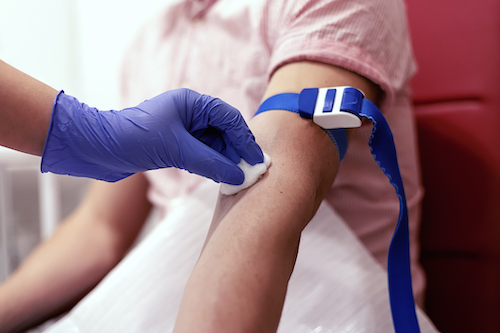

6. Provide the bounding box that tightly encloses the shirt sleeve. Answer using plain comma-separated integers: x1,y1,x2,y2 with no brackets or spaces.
266,0,417,104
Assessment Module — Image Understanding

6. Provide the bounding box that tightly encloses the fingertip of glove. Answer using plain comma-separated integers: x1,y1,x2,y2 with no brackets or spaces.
242,143,264,166
221,167,245,185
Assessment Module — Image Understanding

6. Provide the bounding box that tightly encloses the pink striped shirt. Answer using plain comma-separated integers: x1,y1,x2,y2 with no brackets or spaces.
121,0,425,303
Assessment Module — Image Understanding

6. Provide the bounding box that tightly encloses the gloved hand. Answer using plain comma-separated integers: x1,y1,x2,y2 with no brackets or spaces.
41,88,263,184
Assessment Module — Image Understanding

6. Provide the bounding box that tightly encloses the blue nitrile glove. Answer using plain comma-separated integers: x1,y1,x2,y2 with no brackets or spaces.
41,88,264,184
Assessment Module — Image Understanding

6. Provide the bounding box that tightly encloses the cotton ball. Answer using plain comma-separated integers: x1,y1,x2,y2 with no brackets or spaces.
220,152,271,195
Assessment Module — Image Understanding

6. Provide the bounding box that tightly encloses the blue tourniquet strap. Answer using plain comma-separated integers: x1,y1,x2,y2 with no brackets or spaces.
255,93,348,161
256,93,299,114
255,92,420,333
360,99,420,333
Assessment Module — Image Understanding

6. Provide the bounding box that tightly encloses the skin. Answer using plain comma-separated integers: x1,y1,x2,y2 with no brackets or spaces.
0,60,57,155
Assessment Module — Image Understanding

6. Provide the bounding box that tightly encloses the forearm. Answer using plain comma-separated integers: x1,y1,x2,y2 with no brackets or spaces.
0,174,151,333
0,214,125,332
0,60,57,155
174,110,338,332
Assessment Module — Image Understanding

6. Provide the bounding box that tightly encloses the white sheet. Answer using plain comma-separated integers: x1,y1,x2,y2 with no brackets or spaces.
43,180,439,333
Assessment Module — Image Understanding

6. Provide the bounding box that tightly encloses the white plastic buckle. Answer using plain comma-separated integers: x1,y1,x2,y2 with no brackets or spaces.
298,86,364,129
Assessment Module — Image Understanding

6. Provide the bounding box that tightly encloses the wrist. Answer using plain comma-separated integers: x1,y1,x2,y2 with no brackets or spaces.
41,92,135,182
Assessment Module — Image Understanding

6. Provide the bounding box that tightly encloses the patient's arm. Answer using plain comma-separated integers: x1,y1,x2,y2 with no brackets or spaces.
0,173,151,333
173,61,382,332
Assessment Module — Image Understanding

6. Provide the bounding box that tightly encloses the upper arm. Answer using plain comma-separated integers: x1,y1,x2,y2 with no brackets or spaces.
255,61,382,179
212,61,381,235
263,61,382,103
256,60,382,194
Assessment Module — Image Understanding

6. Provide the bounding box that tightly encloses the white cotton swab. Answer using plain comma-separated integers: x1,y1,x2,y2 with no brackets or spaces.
220,152,271,195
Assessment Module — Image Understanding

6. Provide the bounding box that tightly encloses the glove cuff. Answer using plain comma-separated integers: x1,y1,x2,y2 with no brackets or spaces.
40,90,64,174
41,91,133,182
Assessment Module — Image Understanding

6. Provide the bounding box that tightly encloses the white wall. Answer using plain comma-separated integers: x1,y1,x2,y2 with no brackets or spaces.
0,0,78,92
0,0,170,108
71,0,172,108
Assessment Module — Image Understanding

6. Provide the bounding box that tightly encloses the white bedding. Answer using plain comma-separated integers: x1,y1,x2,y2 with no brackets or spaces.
42,180,439,333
